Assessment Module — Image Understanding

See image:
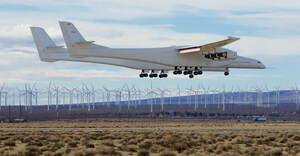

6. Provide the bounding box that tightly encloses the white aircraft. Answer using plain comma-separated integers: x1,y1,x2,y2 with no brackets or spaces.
58,21,265,78
30,27,228,78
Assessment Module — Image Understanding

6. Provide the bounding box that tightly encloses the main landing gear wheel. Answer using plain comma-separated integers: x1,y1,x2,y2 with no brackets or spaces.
159,73,168,78
173,70,182,75
139,73,148,78
189,75,194,78
224,72,229,76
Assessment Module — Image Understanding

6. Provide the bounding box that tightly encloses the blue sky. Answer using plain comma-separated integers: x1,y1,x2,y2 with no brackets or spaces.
0,0,300,91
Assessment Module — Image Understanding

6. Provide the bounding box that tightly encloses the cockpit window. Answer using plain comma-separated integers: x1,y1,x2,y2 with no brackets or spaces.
258,61,261,63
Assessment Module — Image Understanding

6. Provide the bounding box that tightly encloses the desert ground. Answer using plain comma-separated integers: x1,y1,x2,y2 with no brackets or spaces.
0,119,300,156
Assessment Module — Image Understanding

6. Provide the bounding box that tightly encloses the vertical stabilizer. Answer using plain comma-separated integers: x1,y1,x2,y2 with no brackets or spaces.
59,21,99,58
30,27,65,62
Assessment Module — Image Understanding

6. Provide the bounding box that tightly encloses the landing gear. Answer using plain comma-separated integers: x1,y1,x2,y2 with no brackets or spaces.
193,71,202,75
224,71,229,76
189,75,194,78
159,74,167,78
149,74,158,78
150,73,158,77
159,70,168,78
140,70,148,78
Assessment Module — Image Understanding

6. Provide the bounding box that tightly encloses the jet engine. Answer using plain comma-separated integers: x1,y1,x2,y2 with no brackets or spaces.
205,51,237,60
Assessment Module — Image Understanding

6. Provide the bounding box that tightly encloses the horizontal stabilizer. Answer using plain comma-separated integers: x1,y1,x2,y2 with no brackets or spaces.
75,41,95,45
46,45,64,48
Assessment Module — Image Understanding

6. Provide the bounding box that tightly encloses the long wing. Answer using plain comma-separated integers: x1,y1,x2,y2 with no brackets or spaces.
177,36,239,54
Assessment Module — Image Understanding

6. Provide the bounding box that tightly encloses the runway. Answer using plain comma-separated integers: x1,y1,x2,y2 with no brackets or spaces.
1,127,300,131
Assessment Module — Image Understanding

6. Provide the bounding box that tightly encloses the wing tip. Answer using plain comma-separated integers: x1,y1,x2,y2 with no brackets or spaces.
228,36,240,40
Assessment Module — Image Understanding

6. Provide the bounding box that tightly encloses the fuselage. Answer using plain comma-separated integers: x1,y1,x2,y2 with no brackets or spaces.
45,49,228,72
70,45,265,69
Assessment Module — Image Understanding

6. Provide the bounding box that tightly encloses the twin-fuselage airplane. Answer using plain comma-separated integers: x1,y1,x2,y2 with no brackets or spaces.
31,21,265,78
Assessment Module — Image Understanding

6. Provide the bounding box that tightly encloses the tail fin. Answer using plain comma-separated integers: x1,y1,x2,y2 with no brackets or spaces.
59,21,94,46
30,27,66,62
59,21,97,58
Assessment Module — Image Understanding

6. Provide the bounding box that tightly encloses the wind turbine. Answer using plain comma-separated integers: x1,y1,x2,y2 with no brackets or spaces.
253,86,262,107
176,85,181,105
274,86,280,107
121,84,133,110
64,87,74,111
103,87,111,108
201,84,210,109
0,83,4,110
146,81,156,113
291,84,299,109
156,87,167,111
264,84,270,108
83,83,91,111
90,84,96,110
187,85,198,111
222,84,225,111
53,84,60,110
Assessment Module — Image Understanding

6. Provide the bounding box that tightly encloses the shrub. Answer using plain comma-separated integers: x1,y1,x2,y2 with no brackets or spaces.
160,150,176,156
245,147,257,156
4,140,16,147
292,136,300,141
279,138,287,143
184,149,196,155
68,141,78,147
173,142,188,153
265,148,283,156
27,140,43,147
102,140,115,147
206,145,215,153
139,139,152,149
126,145,137,152
86,143,95,148
98,147,121,155
138,150,150,156
23,145,42,156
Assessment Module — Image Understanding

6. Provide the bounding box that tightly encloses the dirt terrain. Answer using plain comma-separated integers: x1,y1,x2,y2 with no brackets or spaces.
0,119,300,156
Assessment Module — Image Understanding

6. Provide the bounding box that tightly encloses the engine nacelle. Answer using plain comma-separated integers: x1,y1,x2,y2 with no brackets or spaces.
205,51,237,60
223,51,237,60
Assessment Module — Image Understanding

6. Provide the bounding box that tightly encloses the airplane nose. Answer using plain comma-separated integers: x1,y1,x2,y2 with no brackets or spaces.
259,62,266,69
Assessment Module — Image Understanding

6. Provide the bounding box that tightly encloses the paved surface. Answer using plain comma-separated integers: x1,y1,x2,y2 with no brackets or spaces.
1,127,300,131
